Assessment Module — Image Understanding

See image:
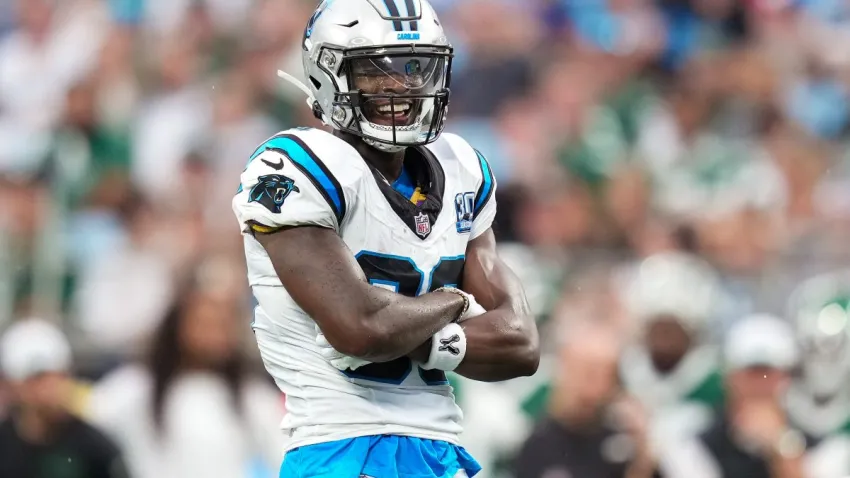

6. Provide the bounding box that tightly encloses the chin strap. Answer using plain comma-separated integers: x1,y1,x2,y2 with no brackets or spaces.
364,137,406,153
276,69,408,151
277,70,327,124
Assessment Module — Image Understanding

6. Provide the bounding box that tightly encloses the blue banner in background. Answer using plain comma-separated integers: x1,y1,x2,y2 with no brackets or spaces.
109,0,145,25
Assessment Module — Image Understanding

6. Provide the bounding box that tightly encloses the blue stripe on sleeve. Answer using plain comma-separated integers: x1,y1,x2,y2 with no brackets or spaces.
248,135,345,222
474,150,494,215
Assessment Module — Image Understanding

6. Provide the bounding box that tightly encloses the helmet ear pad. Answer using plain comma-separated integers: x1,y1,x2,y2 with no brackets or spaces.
301,45,347,124
311,100,324,121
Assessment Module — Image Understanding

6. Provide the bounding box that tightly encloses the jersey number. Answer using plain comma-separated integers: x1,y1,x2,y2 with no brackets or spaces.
343,252,465,385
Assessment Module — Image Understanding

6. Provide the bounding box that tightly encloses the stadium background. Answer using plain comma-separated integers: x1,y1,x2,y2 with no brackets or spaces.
1,0,850,477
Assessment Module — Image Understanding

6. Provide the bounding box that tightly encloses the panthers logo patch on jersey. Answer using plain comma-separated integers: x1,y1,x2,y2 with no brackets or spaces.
249,174,300,214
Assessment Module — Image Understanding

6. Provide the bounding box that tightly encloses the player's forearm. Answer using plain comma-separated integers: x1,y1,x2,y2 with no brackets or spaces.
453,309,539,382
255,227,464,362
351,289,465,362
453,229,539,381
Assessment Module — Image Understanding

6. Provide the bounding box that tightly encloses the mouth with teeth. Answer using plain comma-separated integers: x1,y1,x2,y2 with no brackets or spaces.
365,99,416,126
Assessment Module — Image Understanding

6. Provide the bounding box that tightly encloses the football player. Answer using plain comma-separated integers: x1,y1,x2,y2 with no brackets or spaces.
618,252,726,450
784,271,850,477
231,1,539,477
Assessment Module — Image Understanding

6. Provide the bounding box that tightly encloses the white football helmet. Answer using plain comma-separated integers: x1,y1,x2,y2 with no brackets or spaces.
290,0,453,153
787,270,850,399
621,251,724,334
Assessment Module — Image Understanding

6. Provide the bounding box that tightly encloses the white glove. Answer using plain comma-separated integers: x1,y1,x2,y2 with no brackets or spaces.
315,328,371,371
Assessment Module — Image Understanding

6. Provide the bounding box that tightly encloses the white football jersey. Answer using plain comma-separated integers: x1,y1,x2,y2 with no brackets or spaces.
232,127,497,452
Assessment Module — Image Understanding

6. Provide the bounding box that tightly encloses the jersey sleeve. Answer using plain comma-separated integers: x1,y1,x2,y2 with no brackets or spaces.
232,131,357,235
470,148,497,240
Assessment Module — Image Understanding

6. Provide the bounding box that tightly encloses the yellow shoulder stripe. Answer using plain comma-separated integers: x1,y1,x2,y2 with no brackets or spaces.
249,223,280,234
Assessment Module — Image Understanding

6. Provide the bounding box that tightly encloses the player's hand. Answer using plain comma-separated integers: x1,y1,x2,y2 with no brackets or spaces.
315,328,371,371
732,399,789,453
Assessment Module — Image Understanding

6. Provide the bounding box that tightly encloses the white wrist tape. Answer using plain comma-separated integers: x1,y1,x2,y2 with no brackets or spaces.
461,294,486,322
435,287,486,323
421,323,467,372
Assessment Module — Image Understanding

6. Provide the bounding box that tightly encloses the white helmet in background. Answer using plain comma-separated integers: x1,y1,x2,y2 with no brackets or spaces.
787,270,850,399
293,0,452,153
621,252,724,334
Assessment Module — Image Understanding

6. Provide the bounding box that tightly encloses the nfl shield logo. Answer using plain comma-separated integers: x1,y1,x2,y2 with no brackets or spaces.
414,212,431,237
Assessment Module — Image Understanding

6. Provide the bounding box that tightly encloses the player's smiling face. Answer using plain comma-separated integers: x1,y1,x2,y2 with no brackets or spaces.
349,56,445,127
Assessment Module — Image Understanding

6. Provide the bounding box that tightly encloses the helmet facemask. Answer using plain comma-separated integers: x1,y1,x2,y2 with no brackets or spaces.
330,46,452,152
797,302,850,399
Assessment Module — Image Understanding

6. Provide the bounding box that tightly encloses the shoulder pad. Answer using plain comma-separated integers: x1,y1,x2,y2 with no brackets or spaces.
432,133,495,217
235,128,368,232
250,127,368,178
428,133,479,172
244,128,368,223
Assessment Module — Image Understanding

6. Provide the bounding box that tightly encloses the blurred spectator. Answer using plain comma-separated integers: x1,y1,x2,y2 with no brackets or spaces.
0,0,108,174
86,274,283,478
513,320,655,478
657,314,807,478
73,194,175,360
785,270,850,437
447,0,537,118
201,69,277,236
784,271,850,477
130,32,211,202
562,0,666,60
143,0,252,37
0,318,128,478
45,76,133,209
0,174,53,318
618,252,727,452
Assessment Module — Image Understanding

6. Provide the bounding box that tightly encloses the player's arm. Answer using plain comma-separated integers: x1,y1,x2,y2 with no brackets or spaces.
452,228,540,381
254,226,464,363
410,228,539,381
407,143,538,381
236,136,463,364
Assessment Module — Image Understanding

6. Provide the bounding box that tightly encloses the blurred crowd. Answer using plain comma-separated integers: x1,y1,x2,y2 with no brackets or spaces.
2,0,850,477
